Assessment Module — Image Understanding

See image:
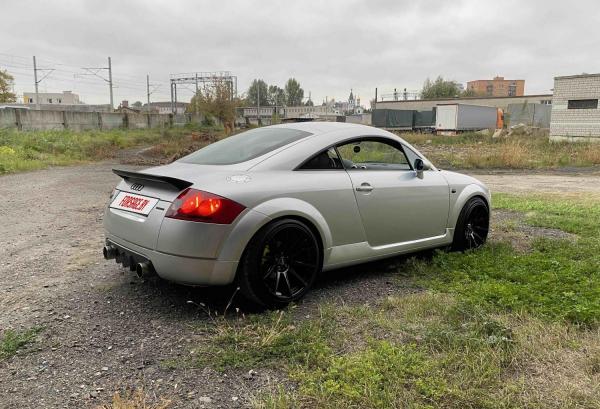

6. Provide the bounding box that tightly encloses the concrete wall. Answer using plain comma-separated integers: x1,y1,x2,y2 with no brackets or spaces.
507,103,552,128
0,108,217,132
376,94,553,112
173,114,187,127
19,110,65,131
0,109,17,129
148,114,171,128
64,111,100,131
550,74,600,142
100,113,125,130
345,113,372,125
126,113,148,129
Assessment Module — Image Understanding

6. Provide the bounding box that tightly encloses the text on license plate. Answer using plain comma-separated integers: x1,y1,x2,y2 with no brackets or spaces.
110,191,159,215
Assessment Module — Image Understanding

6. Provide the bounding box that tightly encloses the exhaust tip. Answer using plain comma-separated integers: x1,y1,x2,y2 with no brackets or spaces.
103,245,117,260
135,262,153,279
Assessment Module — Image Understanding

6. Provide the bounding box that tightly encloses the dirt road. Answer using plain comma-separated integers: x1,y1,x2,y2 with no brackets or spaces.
1,162,598,408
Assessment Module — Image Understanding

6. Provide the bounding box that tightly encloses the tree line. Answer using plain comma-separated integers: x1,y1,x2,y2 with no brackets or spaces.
420,76,478,99
245,78,312,107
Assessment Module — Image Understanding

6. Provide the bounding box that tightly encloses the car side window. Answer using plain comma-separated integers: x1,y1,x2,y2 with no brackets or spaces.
336,139,411,171
299,147,344,170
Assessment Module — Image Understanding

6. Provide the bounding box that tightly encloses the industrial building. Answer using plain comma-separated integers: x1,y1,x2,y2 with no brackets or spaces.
550,73,600,142
467,76,525,97
143,101,188,114
23,90,81,105
375,94,552,114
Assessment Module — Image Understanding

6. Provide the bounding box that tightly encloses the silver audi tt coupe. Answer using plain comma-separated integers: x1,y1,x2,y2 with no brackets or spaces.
103,122,490,307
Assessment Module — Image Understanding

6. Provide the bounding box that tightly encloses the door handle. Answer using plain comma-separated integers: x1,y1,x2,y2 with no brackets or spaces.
356,183,373,192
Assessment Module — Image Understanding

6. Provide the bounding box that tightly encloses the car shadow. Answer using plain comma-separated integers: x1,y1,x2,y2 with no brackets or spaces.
112,248,438,319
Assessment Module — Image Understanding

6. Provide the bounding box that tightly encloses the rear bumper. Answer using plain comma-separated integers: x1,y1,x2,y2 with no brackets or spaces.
105,234,238,286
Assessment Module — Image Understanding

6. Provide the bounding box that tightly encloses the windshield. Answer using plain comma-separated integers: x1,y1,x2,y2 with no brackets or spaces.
179,127,312,165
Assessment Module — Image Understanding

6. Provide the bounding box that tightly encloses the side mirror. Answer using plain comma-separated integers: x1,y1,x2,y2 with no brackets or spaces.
414,158,429,177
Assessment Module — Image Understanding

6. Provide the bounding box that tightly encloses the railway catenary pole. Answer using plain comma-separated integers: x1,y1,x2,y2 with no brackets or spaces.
146,74,151,107
33,56,39,110
107,57,113,110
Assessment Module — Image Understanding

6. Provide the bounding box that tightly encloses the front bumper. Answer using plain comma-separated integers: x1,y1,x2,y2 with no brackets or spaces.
105,234,238,286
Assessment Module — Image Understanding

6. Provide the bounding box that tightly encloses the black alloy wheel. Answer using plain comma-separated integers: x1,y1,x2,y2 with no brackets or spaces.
451,197,490,251
238,219,321,308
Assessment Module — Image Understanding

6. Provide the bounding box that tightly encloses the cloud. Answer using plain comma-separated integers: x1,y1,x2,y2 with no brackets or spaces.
1,0,598,105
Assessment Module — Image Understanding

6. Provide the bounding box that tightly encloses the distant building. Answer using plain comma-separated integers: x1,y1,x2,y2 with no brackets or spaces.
467,76,525,97
550,73,600,142
286,104,341,118
117,100,142,114
23,90,81,105
347,89,364,114
143,101,188,114
375,94,551,112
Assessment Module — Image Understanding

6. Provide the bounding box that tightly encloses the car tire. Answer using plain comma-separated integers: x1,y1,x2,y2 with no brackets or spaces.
237,219,322,308
451,197,490,251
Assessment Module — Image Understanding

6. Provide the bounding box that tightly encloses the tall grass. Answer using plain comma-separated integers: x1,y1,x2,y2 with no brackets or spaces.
401,131,600,169
0,125,216,174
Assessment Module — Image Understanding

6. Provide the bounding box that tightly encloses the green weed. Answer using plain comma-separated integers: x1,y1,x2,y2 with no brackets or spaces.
0,327,42,360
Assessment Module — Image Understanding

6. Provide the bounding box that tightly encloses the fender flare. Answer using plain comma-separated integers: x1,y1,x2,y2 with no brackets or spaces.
448,184,491,230
217,197,333,263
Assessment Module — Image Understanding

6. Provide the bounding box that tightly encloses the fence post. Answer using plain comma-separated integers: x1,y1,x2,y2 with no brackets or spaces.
14,108,22,131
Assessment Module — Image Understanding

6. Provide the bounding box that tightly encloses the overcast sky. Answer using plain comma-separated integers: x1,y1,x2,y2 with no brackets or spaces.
1,0,598,106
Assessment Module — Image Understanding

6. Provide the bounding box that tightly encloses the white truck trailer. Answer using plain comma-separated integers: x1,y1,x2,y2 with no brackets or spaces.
435,103,501,135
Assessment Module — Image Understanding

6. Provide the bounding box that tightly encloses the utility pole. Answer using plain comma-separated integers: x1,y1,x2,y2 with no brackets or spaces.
33,56,39,110
107,57,113,110
146,74,150,107
174,83,178,114
374,88,378,111
32,56,54,110
256,80,260,126
195,73,199,114
170,80,174,114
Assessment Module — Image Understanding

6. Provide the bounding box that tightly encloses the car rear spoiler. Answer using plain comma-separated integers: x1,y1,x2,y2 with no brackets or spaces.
112,168,192,191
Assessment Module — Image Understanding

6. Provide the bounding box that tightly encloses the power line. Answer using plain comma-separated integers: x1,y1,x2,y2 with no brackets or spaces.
1,53,178,105
77,57,113,109
33,56,55,110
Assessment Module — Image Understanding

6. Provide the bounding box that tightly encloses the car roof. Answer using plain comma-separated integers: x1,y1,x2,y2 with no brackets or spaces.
266,121,376,135
247,122,434,171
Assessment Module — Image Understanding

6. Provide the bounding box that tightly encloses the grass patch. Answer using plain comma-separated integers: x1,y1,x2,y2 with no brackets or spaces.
191,308,338,372
0,327,42,360
406,193,600,325
254,294,600,408
185,193,600,407
401,131,600,169
0,125,220,174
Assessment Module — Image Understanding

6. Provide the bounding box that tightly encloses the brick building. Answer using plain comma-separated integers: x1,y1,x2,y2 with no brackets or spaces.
467,76,525,97
550,73,600,142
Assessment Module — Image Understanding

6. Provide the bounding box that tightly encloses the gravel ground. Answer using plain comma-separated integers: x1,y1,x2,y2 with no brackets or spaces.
1,162,598,408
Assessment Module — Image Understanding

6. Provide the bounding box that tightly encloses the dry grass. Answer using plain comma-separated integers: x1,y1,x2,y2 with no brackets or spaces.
96,389,171,409
0,125,224,174
508,316,600,407
401,131,600,169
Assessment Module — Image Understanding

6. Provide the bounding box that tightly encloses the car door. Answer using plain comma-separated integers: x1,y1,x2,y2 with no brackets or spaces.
336,137,449,247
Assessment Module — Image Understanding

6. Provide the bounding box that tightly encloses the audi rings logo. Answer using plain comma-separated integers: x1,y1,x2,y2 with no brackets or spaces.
130,183,144,191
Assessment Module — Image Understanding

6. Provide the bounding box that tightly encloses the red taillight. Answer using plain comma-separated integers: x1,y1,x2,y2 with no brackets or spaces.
165,188,245,224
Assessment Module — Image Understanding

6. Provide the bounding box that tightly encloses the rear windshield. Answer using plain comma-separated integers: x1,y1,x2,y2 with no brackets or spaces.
178,127,312,165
